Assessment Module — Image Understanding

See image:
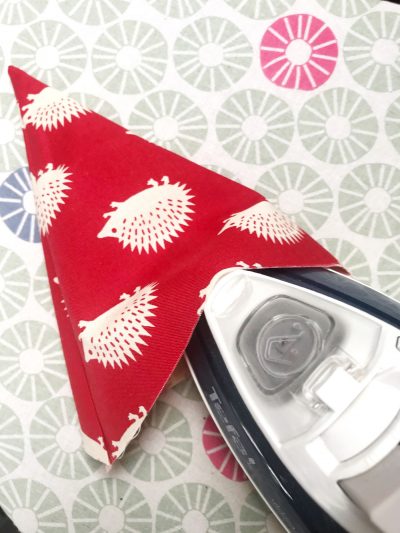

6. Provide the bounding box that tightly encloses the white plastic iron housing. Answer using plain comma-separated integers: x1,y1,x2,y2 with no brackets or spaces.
203,269,400,533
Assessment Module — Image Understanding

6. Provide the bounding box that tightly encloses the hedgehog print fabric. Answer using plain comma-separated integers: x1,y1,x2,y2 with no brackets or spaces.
98,176,194,253
9,66,340,465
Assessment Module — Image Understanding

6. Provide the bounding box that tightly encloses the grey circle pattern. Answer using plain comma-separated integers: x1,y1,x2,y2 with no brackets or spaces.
0,0,48,25
147,0,207,18
92,20,168,94
0,94,26,172
72,478,152,533
378,238,400,301
11,20,87,88
127,90,208,157
255,163,333,234
298,88,378,164
224,0,295,19
338,163,400,238
385,96,400,154
174,17,252,92
30,396,100,479
0,247,30,320
318,238,372,285
57,0,130,25
69,92,121,125
217,89,294,165
0,478,68,531
33,262,53,314
316,0,379,18
0,404,24,477
344,11,400,92
0,321,67,401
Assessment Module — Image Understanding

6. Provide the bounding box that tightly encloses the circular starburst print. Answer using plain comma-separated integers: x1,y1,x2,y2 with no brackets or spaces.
260,14,338,90
0,247,30,320
316,0,379,18
378,238,400,300
216,89,294,165
318,238,371,284
128,91,208,157
338,163,400,238
0,404,24,476
147,0,207,18
0,0,48,24
224,0,295,19
72,478,152,533
30,396,99,479
174,17,252,92
0,94,26,172
121,401,192,481
33,262,53,313
344,11,400,92
240,490,283,533
0,167,40,242
92,21,167,95
255,163,333,233
69,92,120,124
203,416,247,481
11,20,87,88
0,479,68,532
206,165,241,183
0,321,67,401
173,378,202,400
156,483,234,532
298,87,378,164
385,96,400,154
58,0,129,25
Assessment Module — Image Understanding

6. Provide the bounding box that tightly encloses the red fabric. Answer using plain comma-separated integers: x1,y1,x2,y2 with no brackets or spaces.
9,66,340,464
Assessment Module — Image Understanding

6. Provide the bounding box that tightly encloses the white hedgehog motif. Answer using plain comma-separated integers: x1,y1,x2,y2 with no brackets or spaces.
78,283,157,369
97,176,194,254
32,163,72,235
219,201,304,244
22,87,87,131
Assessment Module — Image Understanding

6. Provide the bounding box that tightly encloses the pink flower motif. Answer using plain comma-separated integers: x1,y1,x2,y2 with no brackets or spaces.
202,416,247,481
260,14,338,90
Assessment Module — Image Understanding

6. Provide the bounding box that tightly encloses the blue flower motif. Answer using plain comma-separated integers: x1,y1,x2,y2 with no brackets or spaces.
0,167,40,243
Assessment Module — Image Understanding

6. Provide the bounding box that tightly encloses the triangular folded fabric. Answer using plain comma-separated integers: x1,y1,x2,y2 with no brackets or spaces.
9,66,340,464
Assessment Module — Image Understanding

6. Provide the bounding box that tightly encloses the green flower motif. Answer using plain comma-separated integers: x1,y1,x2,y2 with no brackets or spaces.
33,262,53,314
174,17,252,92
298,88,378,164
73,478,152,533
0,0,48,24
255,163,333,233
92,21,167,94
57,0,129,25
0,94,26,172
128,90,208,157
0,321,67,401
240,490,283,533
318,238,372,285
224,0,295,19
0,247,30,320
121,401,192,481
344,11,400,92
147,0,207,18
338,164,400,238
69,92,121,125
0,478,68,532
173,378,202,400
11,20,87,88
205,165,241,183
316,0,379,18
378,238,400,301
385,96,400,154
0,404,24,477
156,483,234,533
217,89,294,165
30,396,99,479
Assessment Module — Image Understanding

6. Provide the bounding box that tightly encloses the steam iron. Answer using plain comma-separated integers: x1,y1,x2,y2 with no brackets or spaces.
186,268,400,533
